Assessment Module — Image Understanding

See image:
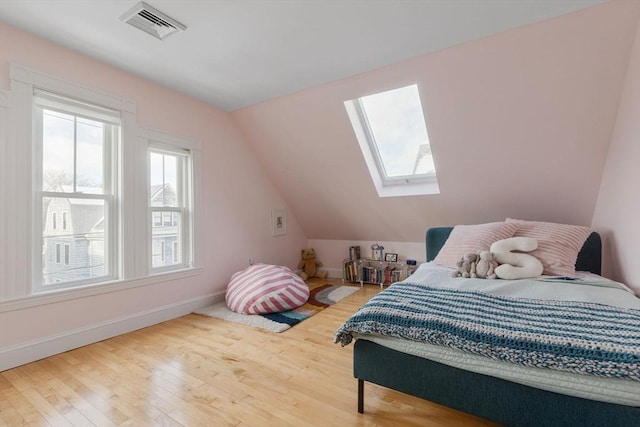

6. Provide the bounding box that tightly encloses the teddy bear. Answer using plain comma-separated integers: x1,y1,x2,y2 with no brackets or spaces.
452,252,478,278
297,248,328,281
471,251,498,279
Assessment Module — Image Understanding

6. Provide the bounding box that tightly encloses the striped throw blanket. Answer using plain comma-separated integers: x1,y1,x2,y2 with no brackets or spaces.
334,282,640,381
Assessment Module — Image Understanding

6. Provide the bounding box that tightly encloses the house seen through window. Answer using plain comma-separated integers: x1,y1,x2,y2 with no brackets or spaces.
344,84,439,197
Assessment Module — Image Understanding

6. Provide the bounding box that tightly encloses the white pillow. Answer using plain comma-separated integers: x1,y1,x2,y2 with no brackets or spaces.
491,237,543,280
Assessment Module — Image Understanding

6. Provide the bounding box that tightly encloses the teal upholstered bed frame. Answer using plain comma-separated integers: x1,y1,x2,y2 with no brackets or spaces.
354,228,639,426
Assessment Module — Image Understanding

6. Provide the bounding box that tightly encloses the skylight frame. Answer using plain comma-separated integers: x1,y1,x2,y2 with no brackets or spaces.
344,84,439,197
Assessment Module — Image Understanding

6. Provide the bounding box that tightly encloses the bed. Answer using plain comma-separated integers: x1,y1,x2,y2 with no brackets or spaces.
335,226,640,427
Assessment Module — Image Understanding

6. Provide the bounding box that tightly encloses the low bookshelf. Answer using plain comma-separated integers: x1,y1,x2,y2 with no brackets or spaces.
343,258,408,288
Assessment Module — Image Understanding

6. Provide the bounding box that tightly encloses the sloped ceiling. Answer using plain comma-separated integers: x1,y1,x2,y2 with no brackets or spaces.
233,1,640,242
0,0,604,111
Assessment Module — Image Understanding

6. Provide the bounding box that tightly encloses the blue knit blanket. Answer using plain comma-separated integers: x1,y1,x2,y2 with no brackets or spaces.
334,282,640,381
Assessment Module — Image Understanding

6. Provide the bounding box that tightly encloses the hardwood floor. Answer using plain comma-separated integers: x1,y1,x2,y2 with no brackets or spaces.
1,280,498,426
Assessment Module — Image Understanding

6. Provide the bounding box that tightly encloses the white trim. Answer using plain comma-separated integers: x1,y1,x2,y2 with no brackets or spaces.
324,268,343,279
0,91,8,300
0,267,202,313
4,63,139,298
10,63,132,113
5,66,34,299
0,290,223,371
145,129,202,274
138,126,201,151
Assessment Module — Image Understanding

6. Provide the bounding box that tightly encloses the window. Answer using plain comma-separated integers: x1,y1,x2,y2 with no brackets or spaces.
153,211,162,227
345,84,439,197
34,90,120,289
149,146,191,272
163,211,172,226
4,64,202,302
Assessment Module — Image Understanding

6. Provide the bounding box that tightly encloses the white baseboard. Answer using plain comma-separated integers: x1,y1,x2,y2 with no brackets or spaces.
0,291,225,371
325,268,343,279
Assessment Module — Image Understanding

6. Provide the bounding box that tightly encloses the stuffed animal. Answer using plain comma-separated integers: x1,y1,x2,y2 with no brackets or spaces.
471,251,498,279
297,248,328,281
490,237,543,280
452,252,478,278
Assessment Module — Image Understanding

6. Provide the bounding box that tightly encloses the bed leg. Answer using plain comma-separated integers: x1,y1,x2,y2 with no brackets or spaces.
357,379,364,413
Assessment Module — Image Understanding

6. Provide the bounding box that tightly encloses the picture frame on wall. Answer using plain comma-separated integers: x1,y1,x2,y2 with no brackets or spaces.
384,253,398,262
271,209,287,236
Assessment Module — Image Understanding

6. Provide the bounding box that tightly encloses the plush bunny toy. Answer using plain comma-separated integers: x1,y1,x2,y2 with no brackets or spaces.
471,251,498,279
452,252,478,278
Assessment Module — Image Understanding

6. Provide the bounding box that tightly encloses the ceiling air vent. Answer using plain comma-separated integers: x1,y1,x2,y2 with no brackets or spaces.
121,1,186,40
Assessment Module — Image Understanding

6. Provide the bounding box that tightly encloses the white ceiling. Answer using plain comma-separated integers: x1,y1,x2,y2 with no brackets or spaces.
0,0,604,111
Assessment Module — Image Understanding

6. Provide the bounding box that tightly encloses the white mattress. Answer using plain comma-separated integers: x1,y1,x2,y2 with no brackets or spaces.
356,263,640,407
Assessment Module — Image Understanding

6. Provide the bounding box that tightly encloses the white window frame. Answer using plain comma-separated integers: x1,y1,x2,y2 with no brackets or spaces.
33,89,121,291
143,129,200,275
344,84,440,197
149,145,191,273
172,241,179,263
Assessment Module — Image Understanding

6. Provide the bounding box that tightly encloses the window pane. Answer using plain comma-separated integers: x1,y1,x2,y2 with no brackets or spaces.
42,197,107,285
151,211,181,268
153,211,162,227
359,85,434,178
76,117,104,194
42,109,75,191
149,152,179,207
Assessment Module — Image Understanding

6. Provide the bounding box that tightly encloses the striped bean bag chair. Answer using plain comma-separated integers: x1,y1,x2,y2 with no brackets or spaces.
225,264,310,314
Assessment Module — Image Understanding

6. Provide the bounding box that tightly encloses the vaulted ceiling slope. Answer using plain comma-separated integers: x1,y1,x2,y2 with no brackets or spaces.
0,0,604,111
233,0,640,242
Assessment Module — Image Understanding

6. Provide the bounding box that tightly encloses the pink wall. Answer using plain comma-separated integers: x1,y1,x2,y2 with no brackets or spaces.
233,1,639,250
592,17,640,293
0,23,306,351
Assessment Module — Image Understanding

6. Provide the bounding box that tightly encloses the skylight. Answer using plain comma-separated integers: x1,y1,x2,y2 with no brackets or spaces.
345,84,439,197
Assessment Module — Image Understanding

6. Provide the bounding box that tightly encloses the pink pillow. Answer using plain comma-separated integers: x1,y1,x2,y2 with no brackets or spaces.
434,222,518,269
506,219,592,277
225,264,309,314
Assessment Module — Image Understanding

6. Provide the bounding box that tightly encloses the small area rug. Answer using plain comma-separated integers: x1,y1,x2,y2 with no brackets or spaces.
194,282,359,333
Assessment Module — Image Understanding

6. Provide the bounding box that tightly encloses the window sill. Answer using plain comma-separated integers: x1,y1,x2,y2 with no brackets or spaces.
376,180,440,197
0,267,202,313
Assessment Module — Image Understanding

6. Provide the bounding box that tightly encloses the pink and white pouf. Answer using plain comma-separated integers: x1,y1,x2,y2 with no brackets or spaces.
225,264,309,314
